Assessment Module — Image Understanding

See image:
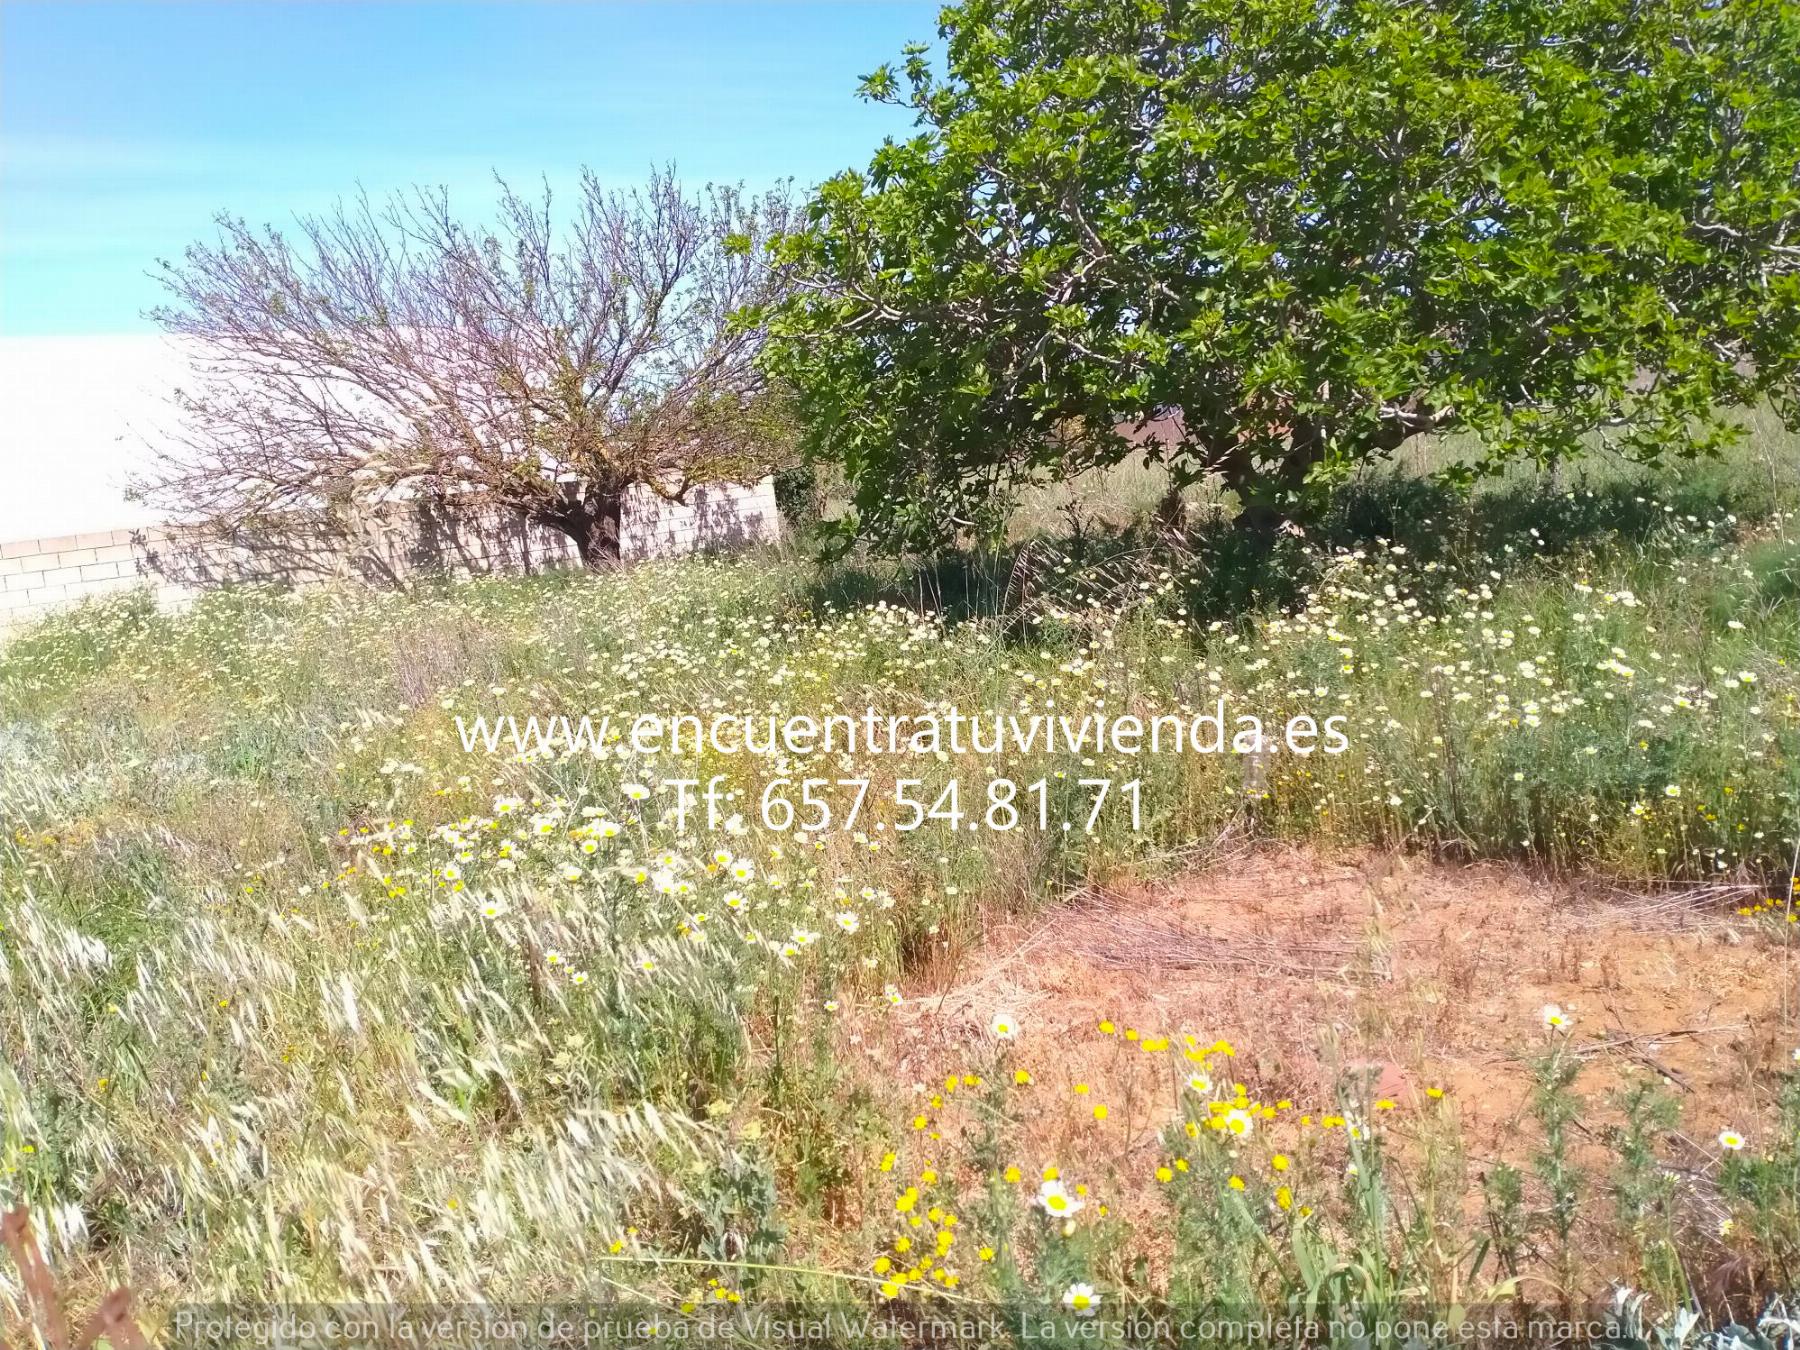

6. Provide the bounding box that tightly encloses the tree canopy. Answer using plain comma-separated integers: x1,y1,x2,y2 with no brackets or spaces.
761,0,1800,549
146,169,792,563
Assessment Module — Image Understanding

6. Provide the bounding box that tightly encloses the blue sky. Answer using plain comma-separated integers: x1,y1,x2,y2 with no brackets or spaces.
0,1,935,335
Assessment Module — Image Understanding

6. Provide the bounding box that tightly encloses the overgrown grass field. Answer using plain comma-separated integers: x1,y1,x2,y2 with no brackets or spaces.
3,440,1799,1344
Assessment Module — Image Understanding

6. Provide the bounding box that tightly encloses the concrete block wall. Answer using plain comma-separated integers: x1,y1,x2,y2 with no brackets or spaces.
0,528,177,629
620,477,783,560
0,478,781,632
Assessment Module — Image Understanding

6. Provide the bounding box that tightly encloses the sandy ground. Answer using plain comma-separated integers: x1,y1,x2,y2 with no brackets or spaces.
839,846,1798,1293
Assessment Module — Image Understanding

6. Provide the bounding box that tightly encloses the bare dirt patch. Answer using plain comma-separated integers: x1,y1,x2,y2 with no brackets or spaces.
844,845,1797,1280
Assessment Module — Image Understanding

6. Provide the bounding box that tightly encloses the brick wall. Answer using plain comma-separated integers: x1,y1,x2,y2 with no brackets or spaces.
619,477,783,560
0,529,166,629
0,478,781,631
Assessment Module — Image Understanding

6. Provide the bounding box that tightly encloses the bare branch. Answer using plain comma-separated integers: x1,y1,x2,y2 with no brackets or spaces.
141,167,795,564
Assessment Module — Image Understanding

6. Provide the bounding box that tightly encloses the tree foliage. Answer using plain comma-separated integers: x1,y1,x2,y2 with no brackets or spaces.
762,0,1800,549
147,169,792,563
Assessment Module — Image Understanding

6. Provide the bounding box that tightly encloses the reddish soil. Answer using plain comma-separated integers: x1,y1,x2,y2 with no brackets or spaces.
841,846,1798,1291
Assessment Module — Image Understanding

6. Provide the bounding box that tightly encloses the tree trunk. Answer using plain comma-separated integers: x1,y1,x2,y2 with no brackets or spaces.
1153,483,1189,537
1223,422,1327,540
1231,497,1289,542
1221,458,1295,543
550,493,624,568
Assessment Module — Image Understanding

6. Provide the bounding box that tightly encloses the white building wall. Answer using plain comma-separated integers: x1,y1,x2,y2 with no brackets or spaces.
0,479,783,631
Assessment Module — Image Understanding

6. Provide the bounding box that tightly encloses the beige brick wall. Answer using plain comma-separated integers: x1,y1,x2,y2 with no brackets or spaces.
0,528,179,629
620,477,783,560
0,479,781,632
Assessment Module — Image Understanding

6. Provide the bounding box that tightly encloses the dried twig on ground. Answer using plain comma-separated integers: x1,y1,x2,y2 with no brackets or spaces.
1,1207,151,1350
1578,879,1768,933
1059,886,1371,980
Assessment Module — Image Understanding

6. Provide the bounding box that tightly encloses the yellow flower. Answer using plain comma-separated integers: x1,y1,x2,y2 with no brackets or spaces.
1271,1154,1289,1172
1155,1166,1173,1184
1276,1186,1293,1211
1092,1104,1109,1122
1228,1176,1246,1191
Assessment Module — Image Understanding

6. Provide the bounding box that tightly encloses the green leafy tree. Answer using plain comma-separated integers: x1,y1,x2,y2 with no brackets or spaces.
761,0,1800,549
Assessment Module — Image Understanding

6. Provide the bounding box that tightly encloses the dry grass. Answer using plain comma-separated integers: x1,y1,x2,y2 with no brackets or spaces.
857,846,1797,1298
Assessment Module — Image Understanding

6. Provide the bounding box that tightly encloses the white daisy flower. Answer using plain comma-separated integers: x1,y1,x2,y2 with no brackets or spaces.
1037,1179,1084,1218
1061,1283,1100,1317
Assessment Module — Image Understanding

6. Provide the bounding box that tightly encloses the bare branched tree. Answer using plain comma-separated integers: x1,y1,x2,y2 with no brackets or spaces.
141,167,793,564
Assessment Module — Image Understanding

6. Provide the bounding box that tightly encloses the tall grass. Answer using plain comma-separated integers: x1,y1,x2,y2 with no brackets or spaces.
2,451,1797,1337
